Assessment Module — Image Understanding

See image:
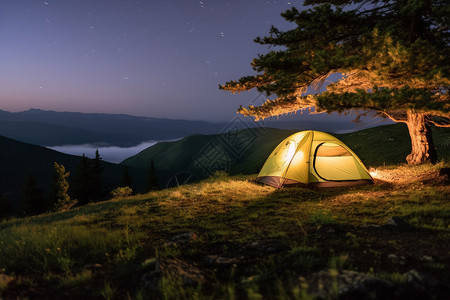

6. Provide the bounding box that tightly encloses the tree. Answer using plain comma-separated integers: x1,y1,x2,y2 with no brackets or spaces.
91,149,105,201
21,174,46,215
221,0,449,164
120,166,133,188
146,160,159,192
71,151,106,206
70,154,92,206
49,162,76,212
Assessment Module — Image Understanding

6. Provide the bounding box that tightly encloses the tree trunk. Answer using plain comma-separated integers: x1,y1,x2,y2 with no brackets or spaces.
405,111,437,164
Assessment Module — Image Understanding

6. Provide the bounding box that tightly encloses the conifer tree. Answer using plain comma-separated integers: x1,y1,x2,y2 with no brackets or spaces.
221,0,449,164
120,165,133,188
21,174,46,215
49,162,76,212
146,160,159,192
70,154,91,206
91,149,105,201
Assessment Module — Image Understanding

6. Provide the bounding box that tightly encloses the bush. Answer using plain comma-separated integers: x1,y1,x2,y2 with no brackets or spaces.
110,187,133,198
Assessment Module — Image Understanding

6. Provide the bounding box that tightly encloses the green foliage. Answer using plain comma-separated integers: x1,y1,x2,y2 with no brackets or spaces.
49,162,76,212
71,151,106,205
70,154,92,206
120,166,133,188
110,186,133,198
91,149,105,200
288,246,324,271
100,281,115,300
222,0,448,165
222,1,449,120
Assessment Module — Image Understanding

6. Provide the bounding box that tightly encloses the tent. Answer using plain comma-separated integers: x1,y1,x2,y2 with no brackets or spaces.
257,130,373,188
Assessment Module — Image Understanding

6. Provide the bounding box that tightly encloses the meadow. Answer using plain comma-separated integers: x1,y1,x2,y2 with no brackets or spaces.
0,162,448,299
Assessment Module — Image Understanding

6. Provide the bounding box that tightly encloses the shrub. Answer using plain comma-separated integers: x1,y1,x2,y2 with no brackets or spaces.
110,187,133,198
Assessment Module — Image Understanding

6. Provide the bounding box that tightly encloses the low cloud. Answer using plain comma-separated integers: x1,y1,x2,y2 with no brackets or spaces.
48,140,170,164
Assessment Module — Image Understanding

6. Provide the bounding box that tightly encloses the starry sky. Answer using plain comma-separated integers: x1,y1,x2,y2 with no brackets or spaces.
0,0,374,124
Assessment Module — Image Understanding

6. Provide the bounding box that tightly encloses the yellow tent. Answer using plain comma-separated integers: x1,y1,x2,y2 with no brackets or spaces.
257,130,373,188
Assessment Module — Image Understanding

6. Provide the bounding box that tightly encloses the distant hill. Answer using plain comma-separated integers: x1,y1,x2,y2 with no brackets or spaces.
0,109,228,147
121,124,450,187
0,135,145,210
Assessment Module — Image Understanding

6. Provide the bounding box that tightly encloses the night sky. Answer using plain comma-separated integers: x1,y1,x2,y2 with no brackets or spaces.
0,0,376,124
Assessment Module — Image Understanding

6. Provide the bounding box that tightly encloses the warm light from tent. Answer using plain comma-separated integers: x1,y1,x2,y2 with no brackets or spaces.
369,169,378,177
369,168,381,179
285,142,296,162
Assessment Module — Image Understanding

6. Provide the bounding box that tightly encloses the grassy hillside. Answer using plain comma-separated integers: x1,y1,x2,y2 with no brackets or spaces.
337,123,450,166
122,124,450,187
0,136,145,209
0,164,448,299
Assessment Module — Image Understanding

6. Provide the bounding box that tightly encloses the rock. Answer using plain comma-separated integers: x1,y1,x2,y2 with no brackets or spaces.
159,258,205,286
385,216,415,231
420,255,433,262
243,240,285,253
388,254,406,265
205,255,242,266
360,224,381,229
307,269,394,299
403,269,438,292
166,232,197,246
388,253,398,260
141,257,205,289
83,263,103,271
305,269,446,299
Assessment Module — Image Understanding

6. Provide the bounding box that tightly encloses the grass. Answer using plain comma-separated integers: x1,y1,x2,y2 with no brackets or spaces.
0,163,449,299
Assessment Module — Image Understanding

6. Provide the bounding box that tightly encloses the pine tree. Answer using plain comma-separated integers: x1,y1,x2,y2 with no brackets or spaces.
221,0,449,164
70,154,91,206
91,149,105,201
120,166,133,188
146,160,159,192
21,174,46,215
49,162,76,212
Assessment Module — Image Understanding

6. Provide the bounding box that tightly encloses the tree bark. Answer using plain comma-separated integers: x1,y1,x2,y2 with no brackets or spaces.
405,111,437,164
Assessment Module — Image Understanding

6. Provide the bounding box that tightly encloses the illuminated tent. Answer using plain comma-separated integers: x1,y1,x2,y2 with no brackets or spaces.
257,130,373,188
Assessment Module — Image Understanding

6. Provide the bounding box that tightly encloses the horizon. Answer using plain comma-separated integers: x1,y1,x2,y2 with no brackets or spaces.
0,106,393,128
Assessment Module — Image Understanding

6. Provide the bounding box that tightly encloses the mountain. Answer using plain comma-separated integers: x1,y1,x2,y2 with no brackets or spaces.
0,109,228,147
0,135,145,210
121,124,450,188
0,109,391,147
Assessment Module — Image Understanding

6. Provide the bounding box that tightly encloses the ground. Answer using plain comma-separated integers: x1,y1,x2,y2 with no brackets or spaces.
0,163,449,299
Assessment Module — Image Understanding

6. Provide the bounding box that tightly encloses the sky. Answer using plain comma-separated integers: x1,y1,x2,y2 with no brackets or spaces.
0,0,382,124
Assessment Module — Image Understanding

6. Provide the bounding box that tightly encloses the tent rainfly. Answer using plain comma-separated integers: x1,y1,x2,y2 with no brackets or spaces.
257,130,373,188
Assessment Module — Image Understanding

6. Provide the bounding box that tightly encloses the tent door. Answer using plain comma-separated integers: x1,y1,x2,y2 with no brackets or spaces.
313,142,361,181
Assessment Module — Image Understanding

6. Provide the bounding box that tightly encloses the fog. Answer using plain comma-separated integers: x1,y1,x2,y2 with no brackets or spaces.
49,141,166,164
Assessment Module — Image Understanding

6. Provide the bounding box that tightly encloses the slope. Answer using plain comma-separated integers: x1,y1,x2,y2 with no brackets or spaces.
121,123,450,187
0,164,448,299
0,135,144,209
